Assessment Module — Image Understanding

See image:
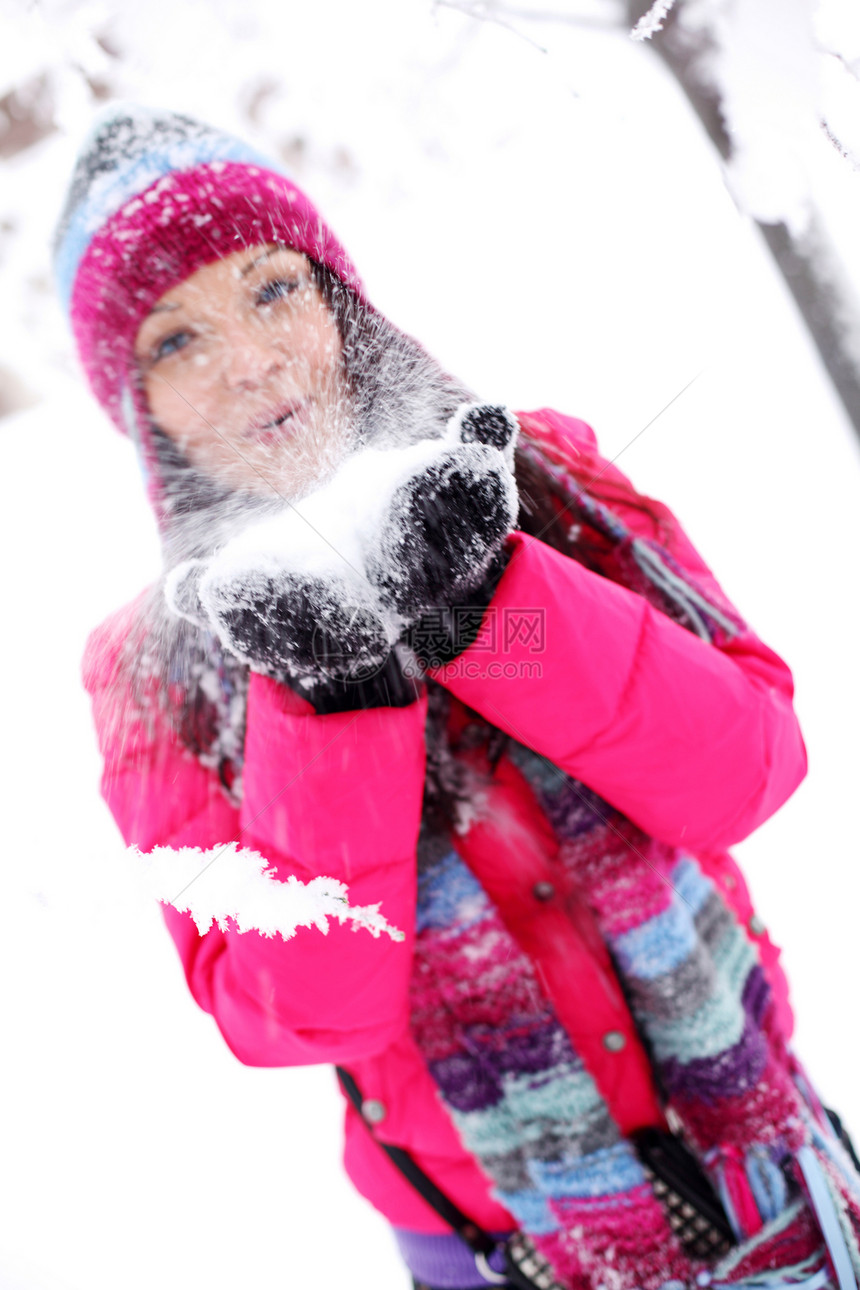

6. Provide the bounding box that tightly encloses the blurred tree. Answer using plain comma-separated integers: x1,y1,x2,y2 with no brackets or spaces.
441,0,860,444
628,0,860,443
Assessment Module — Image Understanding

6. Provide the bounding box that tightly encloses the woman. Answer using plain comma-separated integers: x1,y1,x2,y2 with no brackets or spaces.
56,104,860,1290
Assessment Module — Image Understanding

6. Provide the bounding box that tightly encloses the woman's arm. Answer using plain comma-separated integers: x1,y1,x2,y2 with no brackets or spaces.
84,612,426,1067
426,419,806,852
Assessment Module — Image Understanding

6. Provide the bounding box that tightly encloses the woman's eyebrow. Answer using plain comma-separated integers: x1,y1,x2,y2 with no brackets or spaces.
240,245,290,276
148,302,180,315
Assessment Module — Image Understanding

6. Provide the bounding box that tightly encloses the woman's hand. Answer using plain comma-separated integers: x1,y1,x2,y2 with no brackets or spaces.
201,566,389,683
166,557,417,711
168,560,422,712
364,404,519,622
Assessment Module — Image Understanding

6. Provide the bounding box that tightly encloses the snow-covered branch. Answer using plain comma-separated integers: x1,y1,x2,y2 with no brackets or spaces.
630,0,678,42
434,0,621,36
821,120,860,176
129,843,405,942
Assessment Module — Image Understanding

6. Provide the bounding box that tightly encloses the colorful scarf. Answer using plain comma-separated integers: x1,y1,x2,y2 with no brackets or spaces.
410,438,860,1290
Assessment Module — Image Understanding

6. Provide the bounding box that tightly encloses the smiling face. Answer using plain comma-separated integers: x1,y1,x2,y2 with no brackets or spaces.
134,244,352,496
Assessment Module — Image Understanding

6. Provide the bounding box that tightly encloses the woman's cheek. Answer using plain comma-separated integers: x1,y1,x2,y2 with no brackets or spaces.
307,313,343,381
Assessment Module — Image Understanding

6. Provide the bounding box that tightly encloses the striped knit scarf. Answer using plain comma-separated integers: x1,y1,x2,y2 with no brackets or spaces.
409,438,860,1290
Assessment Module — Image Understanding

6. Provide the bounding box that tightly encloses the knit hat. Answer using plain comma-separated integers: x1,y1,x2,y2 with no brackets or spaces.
54,103,366,444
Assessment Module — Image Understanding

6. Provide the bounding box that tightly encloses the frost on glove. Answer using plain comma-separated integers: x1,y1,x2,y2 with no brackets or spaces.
166,558,418,713
364,404,519,666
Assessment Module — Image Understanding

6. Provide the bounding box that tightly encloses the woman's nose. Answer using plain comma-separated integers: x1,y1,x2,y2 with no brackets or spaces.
222,330,286,389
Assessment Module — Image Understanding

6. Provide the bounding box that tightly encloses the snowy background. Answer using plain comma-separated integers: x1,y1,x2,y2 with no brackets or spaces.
2,1,860,1287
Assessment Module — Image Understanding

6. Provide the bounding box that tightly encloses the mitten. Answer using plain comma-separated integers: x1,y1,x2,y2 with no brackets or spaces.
364,403,519,620
363,404,519,666
404,544,512,669
165,557,415,713
296,646,423,714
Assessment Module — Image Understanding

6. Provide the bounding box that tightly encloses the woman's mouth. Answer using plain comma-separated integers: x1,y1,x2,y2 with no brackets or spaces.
246,400,308,443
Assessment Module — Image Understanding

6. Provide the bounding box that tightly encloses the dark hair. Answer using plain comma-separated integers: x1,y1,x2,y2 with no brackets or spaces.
309,258,474,446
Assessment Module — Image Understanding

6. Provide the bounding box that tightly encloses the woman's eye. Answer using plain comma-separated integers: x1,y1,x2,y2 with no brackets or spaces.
255,276,306,306
151,330,193,363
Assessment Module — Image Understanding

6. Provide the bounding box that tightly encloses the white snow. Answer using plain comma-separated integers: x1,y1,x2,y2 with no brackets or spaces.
2,3,860,1290
131,843,405,941
631,0,680,42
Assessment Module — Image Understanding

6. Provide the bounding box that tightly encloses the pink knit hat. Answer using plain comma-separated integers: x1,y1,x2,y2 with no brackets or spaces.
54,104,367,442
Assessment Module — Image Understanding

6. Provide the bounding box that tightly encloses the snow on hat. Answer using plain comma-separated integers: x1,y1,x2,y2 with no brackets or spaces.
54,103,366,440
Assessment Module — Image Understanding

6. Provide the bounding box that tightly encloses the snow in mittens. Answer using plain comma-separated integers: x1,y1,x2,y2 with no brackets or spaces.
190,405,519,645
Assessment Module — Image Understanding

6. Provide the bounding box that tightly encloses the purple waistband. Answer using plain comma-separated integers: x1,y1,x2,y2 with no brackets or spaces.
393,1228,512,1288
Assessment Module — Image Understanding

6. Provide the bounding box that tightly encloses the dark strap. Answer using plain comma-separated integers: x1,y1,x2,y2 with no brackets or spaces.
336,1066,740,1277
335,1066,497,1258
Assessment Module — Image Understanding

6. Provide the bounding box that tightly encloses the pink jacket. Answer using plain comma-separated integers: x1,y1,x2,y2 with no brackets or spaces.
83,408,807,1235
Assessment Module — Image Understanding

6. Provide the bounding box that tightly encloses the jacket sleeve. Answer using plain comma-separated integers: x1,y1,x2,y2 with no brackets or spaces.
427,420,807,853
84,612,427,1067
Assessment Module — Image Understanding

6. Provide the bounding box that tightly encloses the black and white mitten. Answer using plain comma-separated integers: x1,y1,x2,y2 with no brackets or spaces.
165,557,415,712
364,404,519,665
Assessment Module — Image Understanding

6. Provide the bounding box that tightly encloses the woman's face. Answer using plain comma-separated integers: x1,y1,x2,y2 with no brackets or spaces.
134,244,351,496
